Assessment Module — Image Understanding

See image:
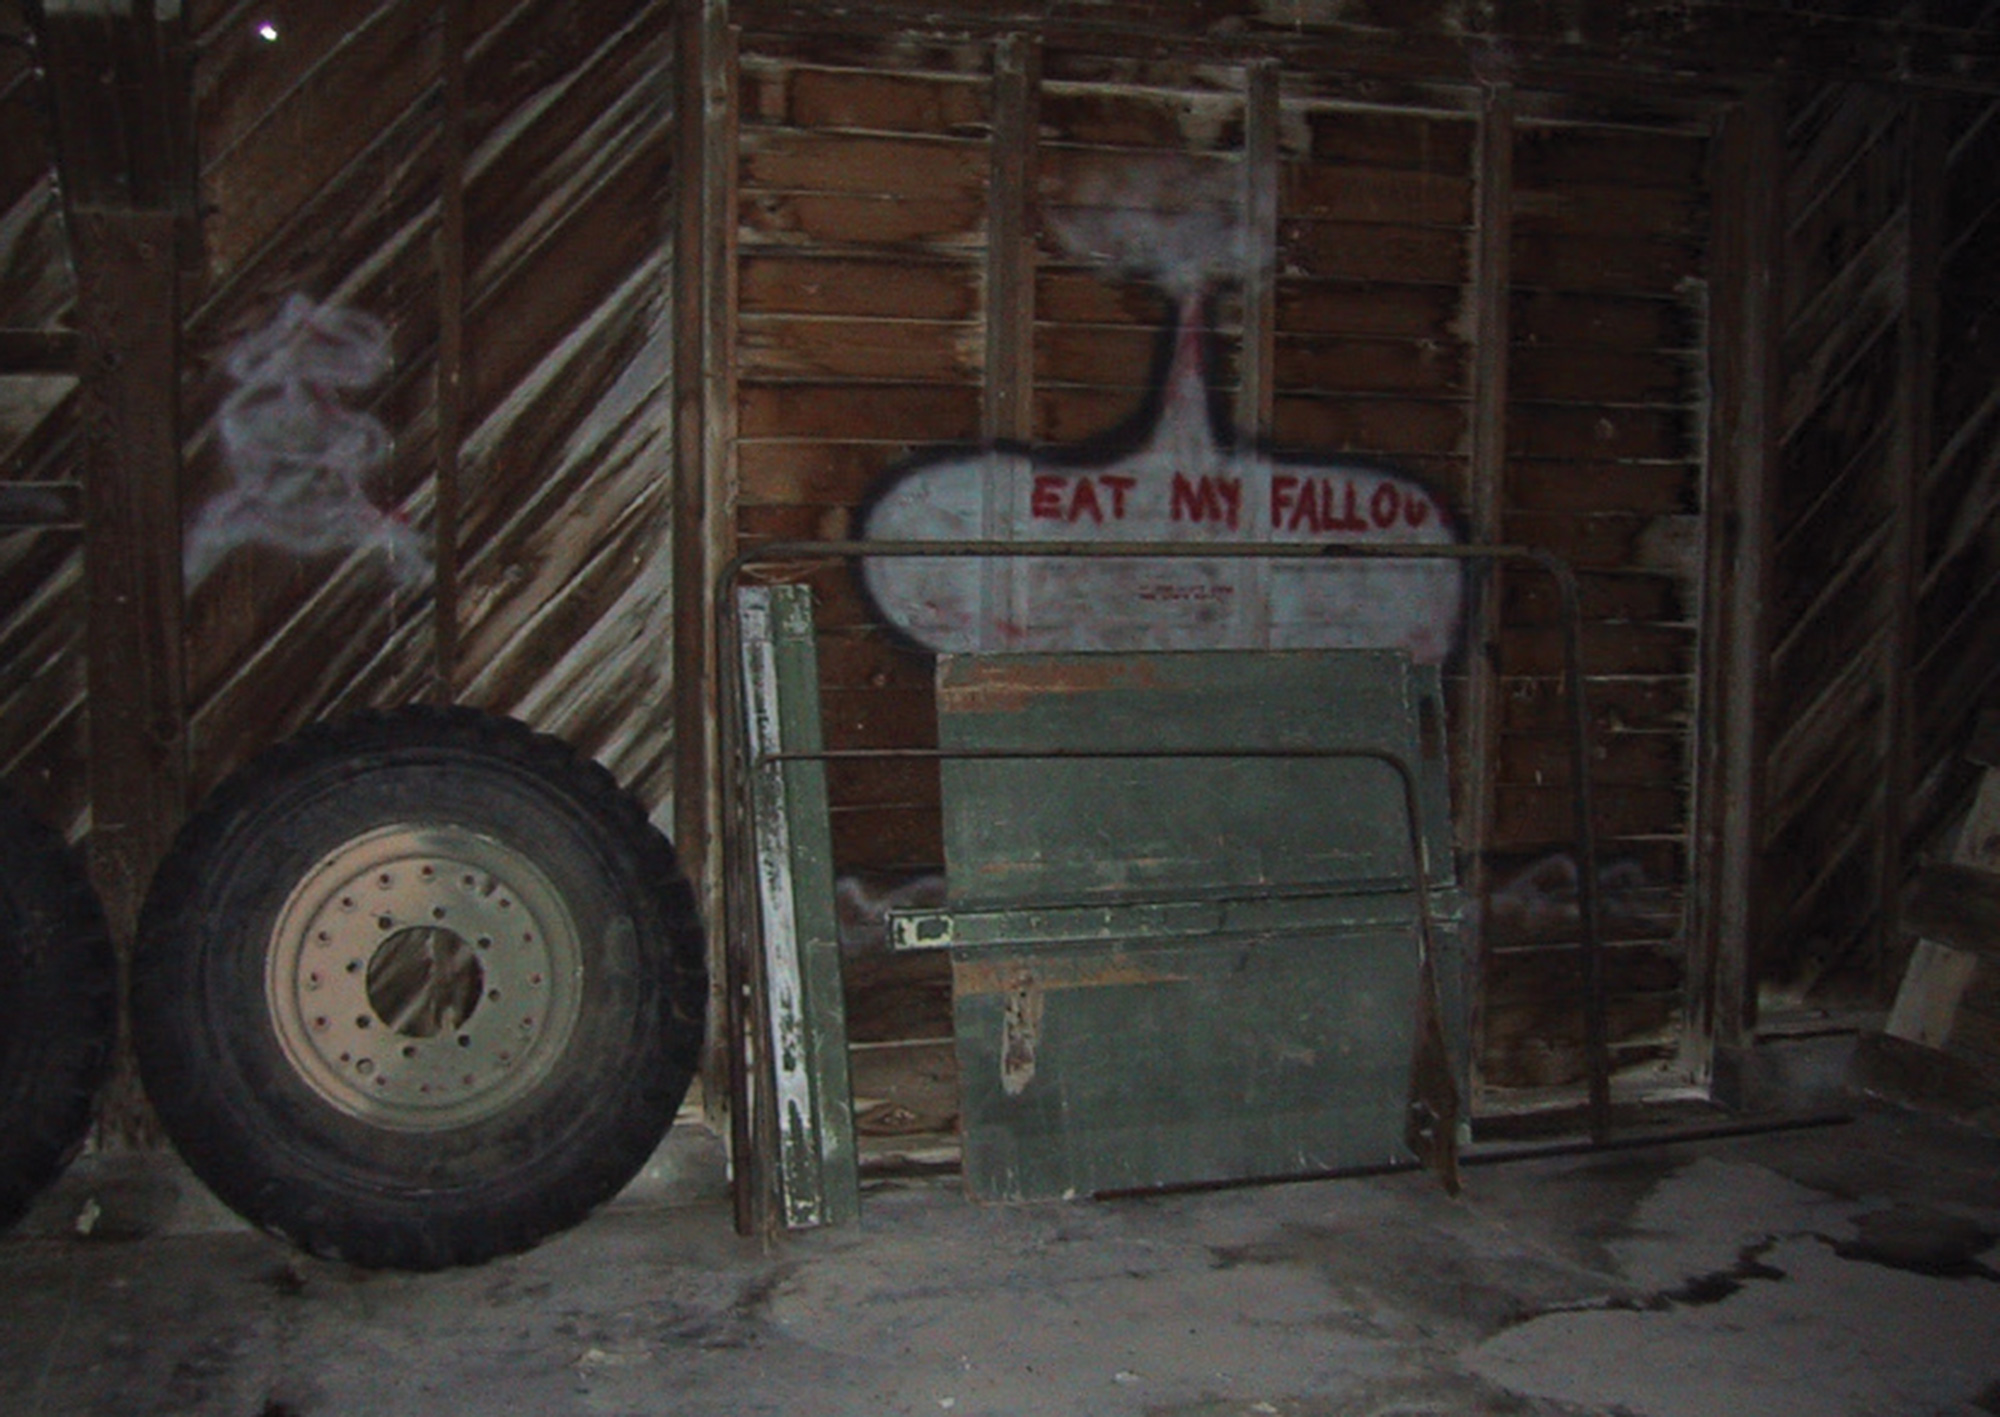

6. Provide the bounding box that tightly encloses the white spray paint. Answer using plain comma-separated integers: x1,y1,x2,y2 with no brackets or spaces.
860,164,1464,660
186,294,429,588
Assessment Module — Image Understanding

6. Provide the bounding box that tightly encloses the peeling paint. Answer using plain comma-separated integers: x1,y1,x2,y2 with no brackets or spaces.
999,970,1043,1097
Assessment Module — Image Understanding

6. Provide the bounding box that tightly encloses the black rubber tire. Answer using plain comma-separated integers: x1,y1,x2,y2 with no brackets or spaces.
0,788,116,1231
132,707,706,1269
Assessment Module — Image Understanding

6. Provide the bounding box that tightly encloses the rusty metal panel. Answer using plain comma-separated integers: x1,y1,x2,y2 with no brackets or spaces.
926,649,1468,1201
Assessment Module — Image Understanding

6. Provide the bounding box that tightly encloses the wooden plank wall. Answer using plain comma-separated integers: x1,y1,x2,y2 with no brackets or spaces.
1760,81,2000,1017
1915,93,2000,890
0,0,86,836
1485,115,1709,1091
727,22,1715,1098
178,0,680,813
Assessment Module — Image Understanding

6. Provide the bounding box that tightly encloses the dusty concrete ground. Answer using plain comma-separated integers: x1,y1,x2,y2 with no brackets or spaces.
2,1100,1996,1417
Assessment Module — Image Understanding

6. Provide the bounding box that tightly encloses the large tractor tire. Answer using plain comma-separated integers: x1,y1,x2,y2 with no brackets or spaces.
132,707,706,1269
0,788,116,1231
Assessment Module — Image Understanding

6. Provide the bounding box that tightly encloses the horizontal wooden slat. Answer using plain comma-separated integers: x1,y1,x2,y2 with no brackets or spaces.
739,315,981,382
770,66,989,135
828,802,945,872
740,192,987,248
1510,232,1703,294
738,440,907,506
1481,994,1682,1089
1510,346,1694,404
741,130,987,197
1499,676,1691,736
1273,334,1467,396
1280,162,1472,227
1279,220,1466,284
1507,459,1696,515
1498,623,1695,678
1514,181,1704,240
1511,289,1697,351
1485,942,1686,1001
821,686,939,748
1503,570,1690,627
1506,404,1691,460
1039,85,1239,151
1264,393,1466,454
1299,108,1474,171
740,382,982,441
1515,125,1706,190
1275,281,1462,340
741,253,980,318
1493,783,1686,848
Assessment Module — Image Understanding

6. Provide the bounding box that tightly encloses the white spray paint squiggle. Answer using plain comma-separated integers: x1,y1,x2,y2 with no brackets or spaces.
186,294,429,588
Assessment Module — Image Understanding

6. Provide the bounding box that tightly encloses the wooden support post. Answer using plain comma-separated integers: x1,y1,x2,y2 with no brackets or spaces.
431,0,468,703
72,207,187,951
1462,82,1513,1104
673,0,743,1224
673,0,739,913
1236,60,1279,447
1878,95,1944,1003
38,1,197,1144
980,33,1039,647
984,32,1039,447
1695,86,1782,1073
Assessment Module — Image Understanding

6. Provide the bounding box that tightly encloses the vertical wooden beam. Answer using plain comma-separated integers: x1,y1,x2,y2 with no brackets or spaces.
72,207,186,948
1879,94,1945,1002
432,0,468,702
38,0,198,1145
980,32,1038,648
1236,60,1279,447
1694,85,1782,1071
1461,82,1513,1099
983,32,1038,446
673,0,742,1220
673,0,738,910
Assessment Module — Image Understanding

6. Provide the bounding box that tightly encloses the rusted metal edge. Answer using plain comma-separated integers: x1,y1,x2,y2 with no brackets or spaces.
1090,1109,1855,1203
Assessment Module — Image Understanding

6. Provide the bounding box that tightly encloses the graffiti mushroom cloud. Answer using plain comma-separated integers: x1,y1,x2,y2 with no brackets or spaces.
858,297,1464,662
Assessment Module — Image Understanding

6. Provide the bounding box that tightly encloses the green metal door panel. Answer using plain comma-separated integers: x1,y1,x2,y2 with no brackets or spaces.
930,647,1467,1203
937,650,1454,908
952,929,1423,1199
943,754,1411,904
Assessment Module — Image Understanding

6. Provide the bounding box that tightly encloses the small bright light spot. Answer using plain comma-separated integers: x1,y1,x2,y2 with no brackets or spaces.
257,21,280,42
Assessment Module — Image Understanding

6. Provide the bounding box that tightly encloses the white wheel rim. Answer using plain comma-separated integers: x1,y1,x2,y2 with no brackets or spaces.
266,824,584,1130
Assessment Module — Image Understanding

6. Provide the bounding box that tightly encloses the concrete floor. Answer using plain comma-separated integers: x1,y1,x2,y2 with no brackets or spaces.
2,1100,1997,1417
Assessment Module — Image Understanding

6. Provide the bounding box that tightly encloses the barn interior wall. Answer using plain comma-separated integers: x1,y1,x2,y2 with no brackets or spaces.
176,0,682,813
1754,79,2000,1021
5,1,2000,1134
722,21,1717,1101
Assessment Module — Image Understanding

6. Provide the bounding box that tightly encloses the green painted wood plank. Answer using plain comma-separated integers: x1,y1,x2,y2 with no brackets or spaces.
739,585,859,1228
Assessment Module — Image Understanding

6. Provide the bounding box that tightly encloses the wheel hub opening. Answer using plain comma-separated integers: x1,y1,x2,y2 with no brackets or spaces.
365,926,485,1039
